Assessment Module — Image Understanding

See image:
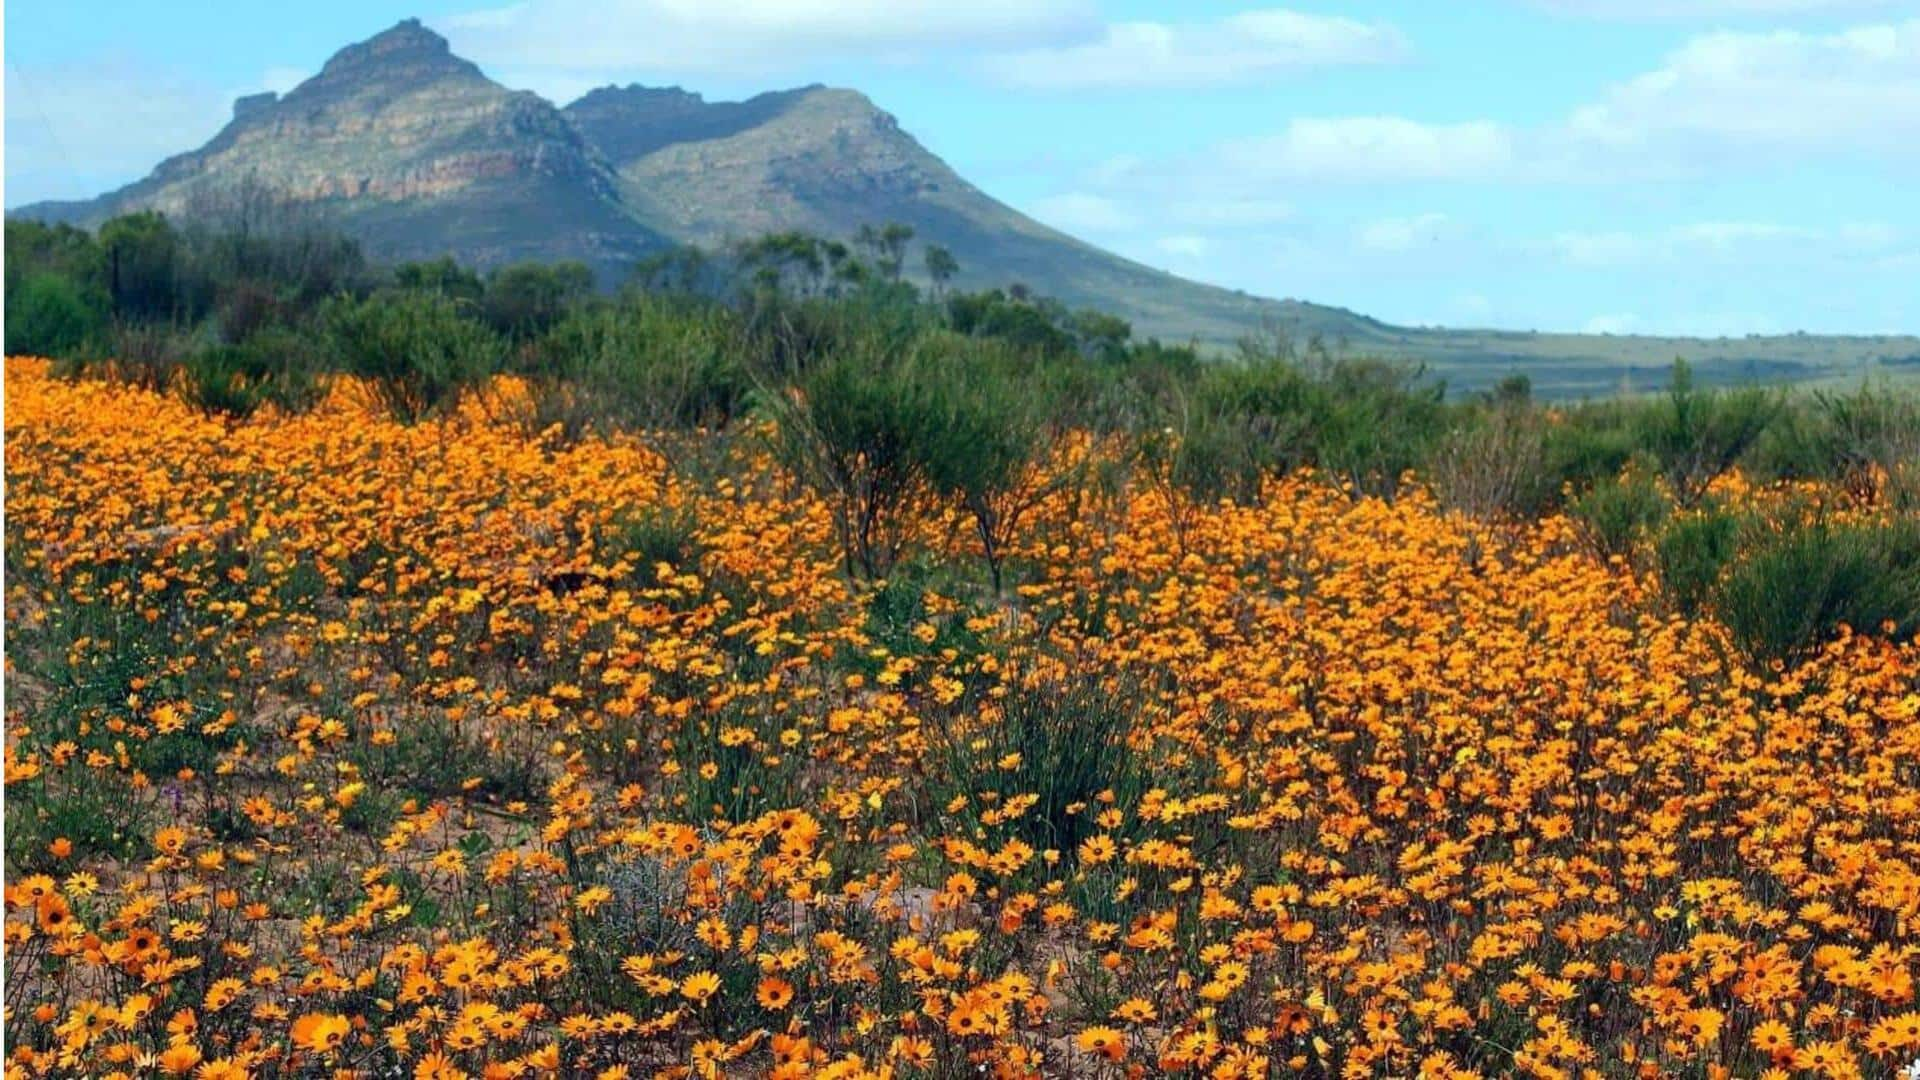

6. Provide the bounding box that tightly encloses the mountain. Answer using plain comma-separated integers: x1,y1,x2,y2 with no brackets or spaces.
13,19,1918,393
564,82,1347,345
16,20,664,275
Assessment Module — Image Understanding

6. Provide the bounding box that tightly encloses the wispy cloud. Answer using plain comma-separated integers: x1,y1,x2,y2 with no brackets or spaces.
1552,221,1905,266
980,10,1407,89
1028,191,1137,232
1354,213,1455,253
1532,0,1897,18
1566,20,1920,158
442,0,1100,85
1221,117,1515,182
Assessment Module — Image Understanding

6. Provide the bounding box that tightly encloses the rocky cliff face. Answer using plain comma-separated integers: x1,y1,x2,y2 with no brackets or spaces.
27,20,658,272
565,84,964,243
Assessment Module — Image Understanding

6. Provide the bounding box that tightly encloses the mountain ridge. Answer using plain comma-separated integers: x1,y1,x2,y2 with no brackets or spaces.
12,18,1918,392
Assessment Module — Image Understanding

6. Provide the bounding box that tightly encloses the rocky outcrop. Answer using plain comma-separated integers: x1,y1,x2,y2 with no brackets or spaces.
19,19,657,275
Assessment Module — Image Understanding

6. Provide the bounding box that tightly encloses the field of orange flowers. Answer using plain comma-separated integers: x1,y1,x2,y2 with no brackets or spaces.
4,356,1920,1079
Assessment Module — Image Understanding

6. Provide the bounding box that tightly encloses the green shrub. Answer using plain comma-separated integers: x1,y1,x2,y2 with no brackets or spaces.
1711,516,1920,665
5,271,106,357
324,291,500,422
1163,357,1317,505
1539,401,1645,503
527,296,750,439
1309,357,1447,499
1810,383,1920,489
928,675,1150,864
915,338,1057,591
1654,502,1743,617
1636,360,1778,505
181,343,272,419
768,342,948,579
483,261,594,339
178,329,327,420
1570,467,1670,561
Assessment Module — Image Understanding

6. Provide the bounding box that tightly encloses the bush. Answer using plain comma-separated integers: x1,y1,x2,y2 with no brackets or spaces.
1142,352,1446,508
483,261,594,339
1158,357,1317,506
1431,403,1549,520
1711,515,1920,665
1538,401,1645,503
1809,383,1920,493
181,343,273,419
1636,360,1778,505
324,291,501,422
180,328,327,419
915,339,1058,592
1309,357,1447,499
98,211,182,322
5,271,105,357
1570,467,1669,561
1654,502,1742,617
927,675,1150,863
769,343,944,579
526,295,751,439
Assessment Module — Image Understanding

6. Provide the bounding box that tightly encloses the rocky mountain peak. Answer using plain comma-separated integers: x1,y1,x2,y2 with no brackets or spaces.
300,17,482,95
231,91,279,121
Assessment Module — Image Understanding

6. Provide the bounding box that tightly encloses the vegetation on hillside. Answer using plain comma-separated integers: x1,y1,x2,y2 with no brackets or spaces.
5,211,1920,1077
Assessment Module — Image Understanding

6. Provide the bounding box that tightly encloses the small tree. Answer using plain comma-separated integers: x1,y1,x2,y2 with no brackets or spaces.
98,211,182,322
917,340,1058,593
325,292,501,422
855,223,915,282
1638,359,1778,506
922,244,959,298
765,340,943,580
394,256,484,304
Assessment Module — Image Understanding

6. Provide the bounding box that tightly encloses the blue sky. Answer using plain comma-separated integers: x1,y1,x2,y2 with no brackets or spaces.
6,1,1917,335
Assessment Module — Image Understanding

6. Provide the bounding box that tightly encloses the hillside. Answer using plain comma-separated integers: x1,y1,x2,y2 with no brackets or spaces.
12,18,1917,393
563,82,1359,347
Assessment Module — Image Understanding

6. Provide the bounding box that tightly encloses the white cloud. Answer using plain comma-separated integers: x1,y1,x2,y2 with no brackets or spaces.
1582,313,1640,334
257,67,311,95
1566,20,1920,157
1673,221,1816,248
1156,234,1210,258
1551,232,1645,266
1836,222,1902,250
1534,0,1895,18
1221,117,1515,181
442,0,1099,82
1029,192,1137,232
1551,220,1906,267
980,9,1407,89
1168,198,1294,227
1355,212,1453,252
